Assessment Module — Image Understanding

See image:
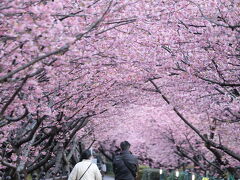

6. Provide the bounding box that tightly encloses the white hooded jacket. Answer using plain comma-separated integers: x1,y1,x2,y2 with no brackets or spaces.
68,159,102,180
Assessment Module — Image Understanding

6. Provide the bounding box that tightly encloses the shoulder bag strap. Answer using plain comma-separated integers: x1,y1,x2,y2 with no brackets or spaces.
121,158,136,178
79,163,92,180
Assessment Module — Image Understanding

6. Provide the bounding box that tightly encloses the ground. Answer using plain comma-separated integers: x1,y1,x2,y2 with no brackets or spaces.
103,175,114,180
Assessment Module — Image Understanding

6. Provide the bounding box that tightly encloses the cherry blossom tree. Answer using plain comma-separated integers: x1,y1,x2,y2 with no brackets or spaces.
0,0,143,179
92,0,240,177
1,0,240,179
143,0,240,174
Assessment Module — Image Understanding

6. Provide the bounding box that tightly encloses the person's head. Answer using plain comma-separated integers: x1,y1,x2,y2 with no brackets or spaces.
80,149,92,161
120,141,131,151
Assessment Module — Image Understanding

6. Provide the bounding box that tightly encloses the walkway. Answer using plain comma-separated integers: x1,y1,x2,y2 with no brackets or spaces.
103,175,114,180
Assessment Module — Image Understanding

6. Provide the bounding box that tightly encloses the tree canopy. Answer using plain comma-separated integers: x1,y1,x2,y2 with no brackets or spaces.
0,0,239,179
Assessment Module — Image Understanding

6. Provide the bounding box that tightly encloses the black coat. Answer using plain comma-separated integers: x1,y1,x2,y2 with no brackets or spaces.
113,151,138,180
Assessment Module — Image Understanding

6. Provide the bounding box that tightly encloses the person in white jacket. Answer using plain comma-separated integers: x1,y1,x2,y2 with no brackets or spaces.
68,149,102,180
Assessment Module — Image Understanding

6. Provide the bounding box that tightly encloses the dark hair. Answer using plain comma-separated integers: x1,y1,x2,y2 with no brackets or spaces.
80,149,92,161
120,141,131,151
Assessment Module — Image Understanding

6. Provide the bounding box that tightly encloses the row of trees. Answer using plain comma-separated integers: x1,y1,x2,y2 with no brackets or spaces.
0,0,143,179
0,0,239,179
146,0,240,176
91,0,240,178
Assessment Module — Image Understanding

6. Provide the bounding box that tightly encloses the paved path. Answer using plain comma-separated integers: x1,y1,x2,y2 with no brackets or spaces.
103,175,114,180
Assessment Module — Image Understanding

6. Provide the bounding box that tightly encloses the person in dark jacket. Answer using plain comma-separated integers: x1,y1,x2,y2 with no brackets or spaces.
113,141,138,180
